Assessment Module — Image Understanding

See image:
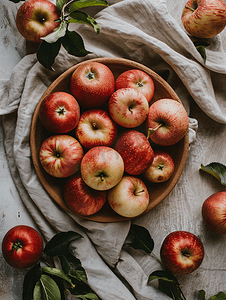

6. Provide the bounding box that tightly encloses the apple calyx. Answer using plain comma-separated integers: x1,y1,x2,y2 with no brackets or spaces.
86,71,96,80
56,106,66,116
12,241,23,251
137,81,144,87
158,164,164,170
147,123,163,140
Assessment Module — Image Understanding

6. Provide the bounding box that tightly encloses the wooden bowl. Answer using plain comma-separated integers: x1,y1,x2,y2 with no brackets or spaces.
30,57,189,222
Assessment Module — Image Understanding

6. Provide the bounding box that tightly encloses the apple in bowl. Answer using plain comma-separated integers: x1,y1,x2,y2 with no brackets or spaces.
115,69,155,103
80,146,124,191
114,130,154,176
16,0,61,44
108,176,149,218
108,88,149,128
76,109,118,149
146,98,189,146
70,61,115,109
143,150,175,183
39,135,84,178
160,231,204,274
64,175,107,216
39,91,80,134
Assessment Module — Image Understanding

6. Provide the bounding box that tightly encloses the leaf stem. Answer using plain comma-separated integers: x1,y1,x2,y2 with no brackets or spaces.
151,251,163,265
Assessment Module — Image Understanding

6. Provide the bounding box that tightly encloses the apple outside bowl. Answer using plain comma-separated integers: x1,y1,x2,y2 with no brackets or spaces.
30,57,189,222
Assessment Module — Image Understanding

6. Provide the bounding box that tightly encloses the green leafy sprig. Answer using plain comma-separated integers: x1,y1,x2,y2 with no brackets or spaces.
10,0,108,70
22,231,100,300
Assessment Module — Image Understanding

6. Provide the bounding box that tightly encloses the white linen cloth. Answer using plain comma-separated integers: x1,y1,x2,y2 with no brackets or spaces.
1,0,226,299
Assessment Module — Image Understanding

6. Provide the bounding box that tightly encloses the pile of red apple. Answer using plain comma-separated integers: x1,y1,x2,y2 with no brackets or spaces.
38,61,189,218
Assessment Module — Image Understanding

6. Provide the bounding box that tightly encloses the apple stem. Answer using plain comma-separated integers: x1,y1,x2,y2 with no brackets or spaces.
134,190,144,195
185,6,195,12
146,123,163,140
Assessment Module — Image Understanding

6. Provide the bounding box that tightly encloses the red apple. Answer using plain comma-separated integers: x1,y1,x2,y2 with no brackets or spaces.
143,150,175,183
202,191,226,234
16,0,61,44
146,99,189,146
39,91,80,134
75,109,118,149
108,88,149,128
160,231,204,274
181,0,226,39
70,61,115,109
64,175,107,216
2,225,43,269
80,146,124,191
39,135,84,178
108,176,149,218
114,130,154,175
115,69,155,103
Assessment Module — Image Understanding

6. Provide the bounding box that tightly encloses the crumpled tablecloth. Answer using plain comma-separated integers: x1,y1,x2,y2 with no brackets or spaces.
1,0,226,299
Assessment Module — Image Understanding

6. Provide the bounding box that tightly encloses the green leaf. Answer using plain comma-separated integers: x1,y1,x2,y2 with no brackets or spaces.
59,252,88,283
40,274,61,300
159,280,182,300
69,268,87,282
68,11,100,35
199,290,206,300
42,21,67,44
201,162,226,186
62,30,91,57
22,263,42,300
42,267,74,286
37,39,62,71
69,0,108,13
193,41,210,64
56,0,68,11
124,224,154,254
75,293,100,300
58,255,71,274
33,280,43,300
148,270,184,300
210,292,226,300
148,270,176,284
44,231,83,257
